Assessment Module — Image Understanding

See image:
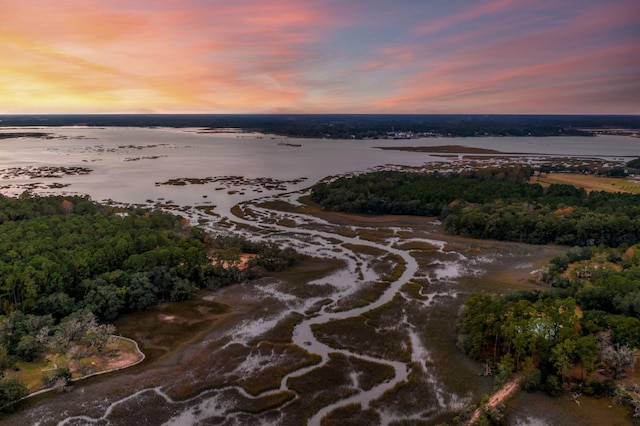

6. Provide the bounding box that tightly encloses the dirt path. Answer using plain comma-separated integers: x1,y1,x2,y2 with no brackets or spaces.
468,375,521,425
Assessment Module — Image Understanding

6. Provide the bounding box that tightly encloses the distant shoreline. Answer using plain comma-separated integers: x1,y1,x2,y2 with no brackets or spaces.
1,114,638,139
376,144,638,157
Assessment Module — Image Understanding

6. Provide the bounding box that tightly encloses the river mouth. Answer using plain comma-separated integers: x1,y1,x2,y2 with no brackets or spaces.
5,194,569,426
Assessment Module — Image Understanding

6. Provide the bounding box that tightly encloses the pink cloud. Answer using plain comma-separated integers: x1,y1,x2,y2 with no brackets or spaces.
413,0,522,37
0,0,637,113
362,0,639,114
0,0,352,112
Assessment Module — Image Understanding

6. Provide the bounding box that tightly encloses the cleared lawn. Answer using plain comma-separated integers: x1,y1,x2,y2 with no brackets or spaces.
7,336,143,393
532,172,640,194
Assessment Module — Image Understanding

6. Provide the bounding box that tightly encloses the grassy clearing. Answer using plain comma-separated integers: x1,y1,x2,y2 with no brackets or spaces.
9,336,143,393
532,172,640,194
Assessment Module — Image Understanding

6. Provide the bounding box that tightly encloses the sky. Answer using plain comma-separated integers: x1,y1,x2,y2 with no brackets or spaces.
1,0,639,114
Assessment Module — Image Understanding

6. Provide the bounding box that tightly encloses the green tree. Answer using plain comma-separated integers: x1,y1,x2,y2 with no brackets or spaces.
575,335,598,380
82,323,115,352
170,278,199,302
0,376,28,411
551,338,577,385
15,335,42,362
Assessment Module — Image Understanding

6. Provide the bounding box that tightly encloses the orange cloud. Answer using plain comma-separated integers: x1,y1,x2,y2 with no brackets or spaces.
0,0,637,113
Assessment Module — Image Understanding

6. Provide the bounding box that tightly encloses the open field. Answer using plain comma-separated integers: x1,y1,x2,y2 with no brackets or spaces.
532,172,640,193
6,336,143,394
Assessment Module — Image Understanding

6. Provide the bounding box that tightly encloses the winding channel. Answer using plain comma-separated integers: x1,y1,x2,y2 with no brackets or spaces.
240,200,418,426
56,188,448,425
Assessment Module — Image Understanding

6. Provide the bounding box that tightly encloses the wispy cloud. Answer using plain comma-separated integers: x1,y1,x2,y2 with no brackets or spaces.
0,0,637,113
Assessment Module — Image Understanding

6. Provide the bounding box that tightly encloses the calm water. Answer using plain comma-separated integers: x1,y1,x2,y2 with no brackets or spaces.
0,127,637,214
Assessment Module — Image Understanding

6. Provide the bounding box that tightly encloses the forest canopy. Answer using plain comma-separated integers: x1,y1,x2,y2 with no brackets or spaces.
311,167,640,246
458,245,640,398
0,195,297,320
0,194,299,409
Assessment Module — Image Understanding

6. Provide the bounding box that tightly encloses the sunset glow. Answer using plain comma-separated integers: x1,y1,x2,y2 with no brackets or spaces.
1,0,638,114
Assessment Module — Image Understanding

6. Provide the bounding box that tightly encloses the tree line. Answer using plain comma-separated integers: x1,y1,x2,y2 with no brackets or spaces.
458,244,639,401
311,167,640,246
4,114,639,138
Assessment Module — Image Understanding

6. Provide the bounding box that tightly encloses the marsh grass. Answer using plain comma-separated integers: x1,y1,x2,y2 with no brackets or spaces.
194,205,218,215
417,299,492,398
346,356,396,391
313,298,412,363
356,228,395,242
504,386,633,426
248,312,305,345
305,298,333,315
256,200,299,213
342,243,386,257
238,343,322,395
400,282,429,300
269,256,346,289
320,403,381,425
372,362,440,417
336,229,359,238
276,218,297,227
285,353,370,420
381,254,406,282
394,241,440,251
340,244,405,284
105,389,182,424
231,221,262,232
331,281,390,312
230,204,249,219
240,390,296,414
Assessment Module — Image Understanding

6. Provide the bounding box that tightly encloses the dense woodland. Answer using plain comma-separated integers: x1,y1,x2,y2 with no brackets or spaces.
0,195,297,408
311,167,640,246
457,245,640,407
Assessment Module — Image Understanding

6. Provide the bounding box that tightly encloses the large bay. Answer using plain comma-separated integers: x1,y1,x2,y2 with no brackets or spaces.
0,127,637,214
